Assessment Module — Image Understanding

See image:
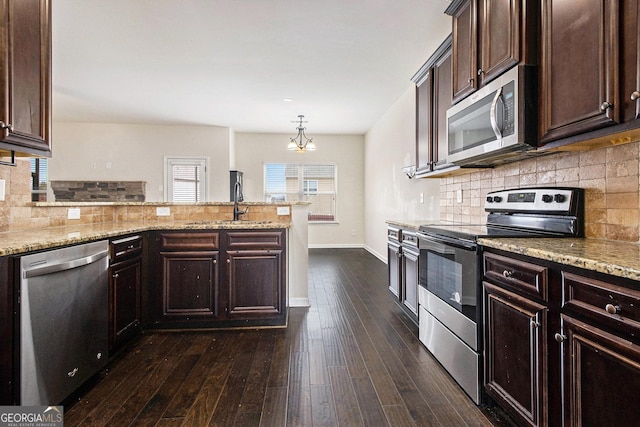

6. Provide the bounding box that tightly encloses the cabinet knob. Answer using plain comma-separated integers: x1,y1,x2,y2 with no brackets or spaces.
605,303,620,315
113,273,119,279
213,259,217,264
468,77,474,84
502,270,513,278
600,101,613,112
68,368,78,378
477,68,485,76
631,91,640,101
0,121,13,132
226,259,230,264
554,333,567,343
531,320,540,328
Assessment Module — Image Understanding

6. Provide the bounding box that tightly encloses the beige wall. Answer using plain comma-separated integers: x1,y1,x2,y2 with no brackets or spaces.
50,122,231,202
234,132,365,248
363,85,441,260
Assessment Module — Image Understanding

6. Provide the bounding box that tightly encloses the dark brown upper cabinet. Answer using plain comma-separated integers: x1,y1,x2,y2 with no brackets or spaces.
446,0,537,105
412,35,452,176
0,0,52,158
539,0,620,144
621,0,640,124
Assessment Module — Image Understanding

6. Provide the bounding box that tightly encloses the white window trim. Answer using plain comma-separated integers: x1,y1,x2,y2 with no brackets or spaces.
164,156,210,202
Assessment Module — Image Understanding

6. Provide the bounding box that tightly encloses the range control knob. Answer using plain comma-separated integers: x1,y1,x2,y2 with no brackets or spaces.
542,194,553,203
554,194,566,203
486,196,493,203
493,196,502,203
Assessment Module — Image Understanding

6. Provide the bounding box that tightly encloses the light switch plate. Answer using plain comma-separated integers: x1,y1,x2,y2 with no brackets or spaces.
67,208,81,219
156,207,171,216
277,206,290,215
0,179,5,201
456,189,463,203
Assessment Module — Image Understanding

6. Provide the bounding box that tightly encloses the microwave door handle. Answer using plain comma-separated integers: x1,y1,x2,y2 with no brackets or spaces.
489,87,503,139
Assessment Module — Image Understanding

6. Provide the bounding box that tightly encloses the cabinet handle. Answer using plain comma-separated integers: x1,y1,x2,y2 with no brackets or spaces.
631,91,640,101
467,78,474,84
605,303,620,315
477,68,484,76
531,320,540,328
68,368,78,378
502,270,513,278
554,333,566,343
0,121,13,132
600,101,613,112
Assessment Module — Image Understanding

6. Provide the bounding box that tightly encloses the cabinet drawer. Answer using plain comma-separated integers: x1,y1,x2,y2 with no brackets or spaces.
484,252,548,302
226,231,283,250
110,235,143,263
562,272,640,337
388,227,401,243
160,232,219,251
401,231,418,248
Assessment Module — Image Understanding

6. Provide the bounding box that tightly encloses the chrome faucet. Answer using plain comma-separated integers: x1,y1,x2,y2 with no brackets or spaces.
233,181,247,221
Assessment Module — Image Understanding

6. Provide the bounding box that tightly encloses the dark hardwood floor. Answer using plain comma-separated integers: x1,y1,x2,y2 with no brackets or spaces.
64,248,513,426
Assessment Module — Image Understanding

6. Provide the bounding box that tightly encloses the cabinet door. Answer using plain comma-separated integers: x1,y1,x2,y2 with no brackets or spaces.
621,0,640,122
110,257,141,352
484,281,547,427
415,70,433,174
0,0,51,156
401,248,419,318
539,0,619,144
432,48,453,169
388,242,401,298
478,0,520,85
161,251,218,318
226,250,284,318
451,0,478,103
560,314,640,426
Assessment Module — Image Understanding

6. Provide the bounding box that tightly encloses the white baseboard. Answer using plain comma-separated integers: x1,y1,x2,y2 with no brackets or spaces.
308,243,365,249
364,245,386,263
289,297,310,307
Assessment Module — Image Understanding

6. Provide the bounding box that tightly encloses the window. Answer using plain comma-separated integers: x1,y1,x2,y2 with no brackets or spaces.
165,157,208,202
30,158,48,201
264,163,336,222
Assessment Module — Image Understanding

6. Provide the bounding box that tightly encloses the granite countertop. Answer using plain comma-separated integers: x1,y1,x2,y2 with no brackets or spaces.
479,237,640,282
386,219,436,232
0,220,290,256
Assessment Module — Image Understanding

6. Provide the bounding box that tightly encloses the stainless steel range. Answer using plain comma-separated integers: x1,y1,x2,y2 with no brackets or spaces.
417,187,584,404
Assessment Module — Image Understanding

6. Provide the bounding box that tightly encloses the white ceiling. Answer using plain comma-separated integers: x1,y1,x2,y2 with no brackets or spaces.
52,0,452,135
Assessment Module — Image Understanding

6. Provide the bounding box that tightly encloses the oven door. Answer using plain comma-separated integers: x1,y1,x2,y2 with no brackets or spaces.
417,232,479,322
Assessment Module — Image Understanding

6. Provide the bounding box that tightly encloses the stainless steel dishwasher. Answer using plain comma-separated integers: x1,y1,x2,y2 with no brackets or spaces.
20,240,109,405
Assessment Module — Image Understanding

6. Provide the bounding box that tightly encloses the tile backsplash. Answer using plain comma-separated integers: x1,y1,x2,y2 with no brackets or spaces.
439,141,640,242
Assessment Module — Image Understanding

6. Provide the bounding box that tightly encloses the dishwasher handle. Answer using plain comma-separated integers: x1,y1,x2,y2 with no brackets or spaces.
23,250,109,279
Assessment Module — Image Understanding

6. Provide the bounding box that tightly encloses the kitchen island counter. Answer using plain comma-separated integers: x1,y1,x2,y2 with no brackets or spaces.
0,220,290,256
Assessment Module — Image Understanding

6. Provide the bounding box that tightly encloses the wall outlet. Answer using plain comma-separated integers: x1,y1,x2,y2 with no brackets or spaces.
67,208,81,219
0,179,5,201
456,189,463,203
419,192,424,204
277,206,290,215
156,207,171,216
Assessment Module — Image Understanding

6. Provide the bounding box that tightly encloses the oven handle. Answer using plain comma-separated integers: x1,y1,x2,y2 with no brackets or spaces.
417,232,477,252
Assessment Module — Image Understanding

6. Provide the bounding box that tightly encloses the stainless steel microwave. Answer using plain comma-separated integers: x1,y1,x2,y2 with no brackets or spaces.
446,65,538,166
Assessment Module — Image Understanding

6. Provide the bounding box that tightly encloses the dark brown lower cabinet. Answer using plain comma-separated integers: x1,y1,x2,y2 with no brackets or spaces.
109,235,143,353
560,314,640,426
226,249,284,318
484,281,547,427
149,229,286,328
484,249,640,426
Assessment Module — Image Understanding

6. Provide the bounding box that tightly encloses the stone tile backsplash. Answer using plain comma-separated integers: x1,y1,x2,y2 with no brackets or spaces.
51,180,146,202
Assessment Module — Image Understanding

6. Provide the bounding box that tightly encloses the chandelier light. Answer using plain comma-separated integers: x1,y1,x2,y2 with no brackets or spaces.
287,115,316,153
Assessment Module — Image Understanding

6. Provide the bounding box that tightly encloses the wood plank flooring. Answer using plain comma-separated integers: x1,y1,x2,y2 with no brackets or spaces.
64,248,514,426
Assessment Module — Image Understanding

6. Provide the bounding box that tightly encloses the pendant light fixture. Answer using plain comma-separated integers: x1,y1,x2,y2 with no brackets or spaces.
287,115,316,153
